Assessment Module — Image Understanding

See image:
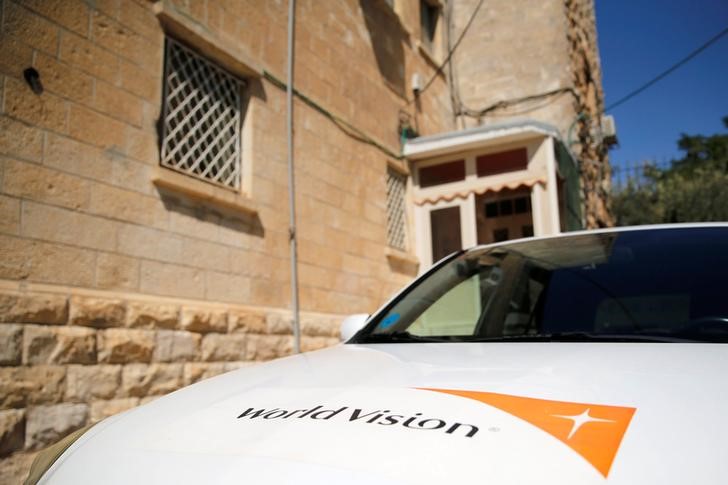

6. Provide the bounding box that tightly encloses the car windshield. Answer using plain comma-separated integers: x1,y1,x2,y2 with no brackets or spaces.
356,227,728,343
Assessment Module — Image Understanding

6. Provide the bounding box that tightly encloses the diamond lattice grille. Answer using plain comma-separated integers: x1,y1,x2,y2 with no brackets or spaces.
161,39,242,189
386,168,407,250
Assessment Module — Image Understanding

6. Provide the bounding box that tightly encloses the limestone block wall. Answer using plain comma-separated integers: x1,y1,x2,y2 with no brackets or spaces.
450,0,576,134
0,0,443,323
565,0,613,227
0,2,453,481
449,0,612,227
0,286,341,483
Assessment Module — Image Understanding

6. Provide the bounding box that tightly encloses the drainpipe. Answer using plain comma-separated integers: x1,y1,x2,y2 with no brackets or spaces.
286,0,301,353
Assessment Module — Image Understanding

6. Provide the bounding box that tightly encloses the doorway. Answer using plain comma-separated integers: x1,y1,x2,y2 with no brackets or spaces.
475,189,534,244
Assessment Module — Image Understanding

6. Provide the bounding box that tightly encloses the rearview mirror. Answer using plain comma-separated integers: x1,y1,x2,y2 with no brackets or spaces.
340,314,369,342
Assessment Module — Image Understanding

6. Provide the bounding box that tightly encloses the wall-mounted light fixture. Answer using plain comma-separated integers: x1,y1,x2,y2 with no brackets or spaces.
23,68,43,95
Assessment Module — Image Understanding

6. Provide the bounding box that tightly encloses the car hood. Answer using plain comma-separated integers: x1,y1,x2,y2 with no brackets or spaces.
46,342,728,484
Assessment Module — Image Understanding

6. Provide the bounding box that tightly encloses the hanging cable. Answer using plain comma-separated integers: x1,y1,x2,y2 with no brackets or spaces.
444,0,462,127
264,70,403,160
407,0,486,105
605,26,728,112
459,87,578,118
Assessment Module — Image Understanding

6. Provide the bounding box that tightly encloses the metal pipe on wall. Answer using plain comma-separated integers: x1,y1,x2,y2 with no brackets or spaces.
286,0,301,353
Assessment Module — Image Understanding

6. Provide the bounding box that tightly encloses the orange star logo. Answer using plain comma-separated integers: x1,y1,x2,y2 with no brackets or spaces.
419,388,636,478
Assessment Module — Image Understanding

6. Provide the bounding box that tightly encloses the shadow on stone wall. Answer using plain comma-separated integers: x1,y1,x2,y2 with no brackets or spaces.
358,0,409,98
156,187,265,239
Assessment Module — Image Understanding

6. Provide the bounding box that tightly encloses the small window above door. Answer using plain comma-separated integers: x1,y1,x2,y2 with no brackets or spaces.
476,148,528,177
418,159,465,188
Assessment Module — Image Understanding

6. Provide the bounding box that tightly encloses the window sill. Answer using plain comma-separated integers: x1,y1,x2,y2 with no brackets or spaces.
152,167,258,215
385,247,420,275
387,158,410,176
416,41,443,70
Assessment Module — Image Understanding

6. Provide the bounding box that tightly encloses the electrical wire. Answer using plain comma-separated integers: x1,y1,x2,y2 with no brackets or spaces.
407,0,486,105
605,26,728,112
263,70,404,160
459,87,577,118
478,93,572,117
444,0,462,127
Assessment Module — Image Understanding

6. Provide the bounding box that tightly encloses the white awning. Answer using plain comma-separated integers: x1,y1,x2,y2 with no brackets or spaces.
414,176,546,205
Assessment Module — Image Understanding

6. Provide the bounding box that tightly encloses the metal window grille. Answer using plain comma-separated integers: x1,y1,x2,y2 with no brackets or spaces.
386,168,408,250
160,38,243,189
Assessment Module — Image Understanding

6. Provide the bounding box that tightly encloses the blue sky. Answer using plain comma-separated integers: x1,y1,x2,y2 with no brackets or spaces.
595,0,728,170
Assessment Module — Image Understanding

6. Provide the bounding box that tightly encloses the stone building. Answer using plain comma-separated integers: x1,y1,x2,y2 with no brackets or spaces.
0,0,609,481
448,0,612,228
400,0,611,267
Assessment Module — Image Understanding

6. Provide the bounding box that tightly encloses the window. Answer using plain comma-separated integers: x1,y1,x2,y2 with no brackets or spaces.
514,197,529,214
483,196,531,219
476,148,528,177
499,199,513,216
409,274,482,336
364,227,728,342
418,159,465,188
160,38,244,190
420,0,439,51
485,202,498,218
476,191,533,244
386,167,408,250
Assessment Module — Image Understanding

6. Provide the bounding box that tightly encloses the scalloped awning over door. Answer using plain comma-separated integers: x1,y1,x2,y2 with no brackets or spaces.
413,176,546,206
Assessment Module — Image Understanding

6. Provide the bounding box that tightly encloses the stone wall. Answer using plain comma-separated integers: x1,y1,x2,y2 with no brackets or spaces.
449,0,613,227
0,285,341,483
0,0,445,319
0,2,455,481
565,0,613,227
450,0,576,134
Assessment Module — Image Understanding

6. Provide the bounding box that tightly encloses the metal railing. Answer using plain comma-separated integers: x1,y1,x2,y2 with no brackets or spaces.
611,161,670,191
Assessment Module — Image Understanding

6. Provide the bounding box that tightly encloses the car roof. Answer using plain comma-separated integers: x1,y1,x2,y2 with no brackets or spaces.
465,222,728,254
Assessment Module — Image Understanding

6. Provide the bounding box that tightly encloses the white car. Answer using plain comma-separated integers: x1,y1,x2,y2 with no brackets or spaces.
26,224,728,484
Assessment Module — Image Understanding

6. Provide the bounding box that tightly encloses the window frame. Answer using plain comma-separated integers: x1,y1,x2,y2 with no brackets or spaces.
159,36,245,191
419,0,441,52
386,166,409,251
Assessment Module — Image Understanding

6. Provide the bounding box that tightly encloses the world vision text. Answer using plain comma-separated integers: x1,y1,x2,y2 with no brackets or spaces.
237,405,479,438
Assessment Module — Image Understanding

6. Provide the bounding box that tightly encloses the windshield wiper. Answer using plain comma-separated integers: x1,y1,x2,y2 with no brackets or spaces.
361,331,454,343
361,331,702,344
468,332,700,343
